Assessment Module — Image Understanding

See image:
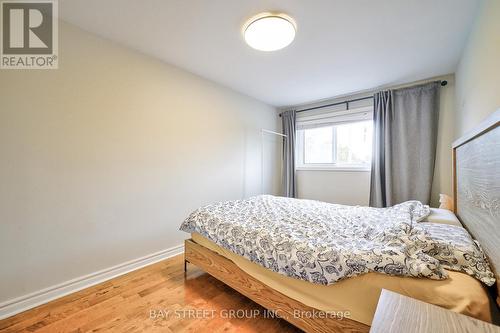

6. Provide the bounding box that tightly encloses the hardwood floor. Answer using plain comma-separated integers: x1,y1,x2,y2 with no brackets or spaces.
0,255,300,333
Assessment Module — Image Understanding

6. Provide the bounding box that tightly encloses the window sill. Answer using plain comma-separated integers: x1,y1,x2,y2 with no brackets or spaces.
296,166,371,172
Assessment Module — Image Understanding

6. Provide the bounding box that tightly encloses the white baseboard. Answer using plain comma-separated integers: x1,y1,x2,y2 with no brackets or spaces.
0,243,184,320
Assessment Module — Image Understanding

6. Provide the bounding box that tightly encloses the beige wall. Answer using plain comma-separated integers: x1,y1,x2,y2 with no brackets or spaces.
0,22,279,303
295,75,455,207
455,0,500,137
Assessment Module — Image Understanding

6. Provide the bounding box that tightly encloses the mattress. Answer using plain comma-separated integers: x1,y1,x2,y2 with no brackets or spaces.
192,232,491,325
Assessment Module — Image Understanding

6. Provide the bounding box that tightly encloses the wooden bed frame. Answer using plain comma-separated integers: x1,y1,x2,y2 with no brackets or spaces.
185,109,500,333
185,239,369,333
452,108,500,307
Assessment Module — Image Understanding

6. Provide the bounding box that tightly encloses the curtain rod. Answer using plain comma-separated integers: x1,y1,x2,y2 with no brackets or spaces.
279,80,447,117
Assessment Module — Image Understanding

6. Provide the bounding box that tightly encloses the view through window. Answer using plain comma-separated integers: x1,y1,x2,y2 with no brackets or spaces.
297,120,373,169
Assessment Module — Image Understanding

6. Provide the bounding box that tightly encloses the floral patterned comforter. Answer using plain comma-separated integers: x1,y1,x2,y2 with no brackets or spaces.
180,195,495,286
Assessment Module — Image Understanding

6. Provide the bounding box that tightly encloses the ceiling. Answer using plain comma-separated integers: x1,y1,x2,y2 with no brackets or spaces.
60,0,479,107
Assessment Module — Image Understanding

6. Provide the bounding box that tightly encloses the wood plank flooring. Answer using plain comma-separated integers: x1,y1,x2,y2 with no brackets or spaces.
0,255,300,333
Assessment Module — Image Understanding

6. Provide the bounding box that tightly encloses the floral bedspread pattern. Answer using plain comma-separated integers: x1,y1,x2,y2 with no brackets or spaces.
180,195,495,286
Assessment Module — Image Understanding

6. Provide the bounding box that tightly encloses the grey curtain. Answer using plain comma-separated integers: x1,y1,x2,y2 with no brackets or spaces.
282,110,296,197
370,82,440,207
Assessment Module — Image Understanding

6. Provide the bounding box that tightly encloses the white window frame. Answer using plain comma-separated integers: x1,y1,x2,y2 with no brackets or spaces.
296,106,373,172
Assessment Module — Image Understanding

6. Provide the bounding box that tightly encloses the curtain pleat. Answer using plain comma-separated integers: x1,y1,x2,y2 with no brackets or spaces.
370,82,440,207
282,110,296,197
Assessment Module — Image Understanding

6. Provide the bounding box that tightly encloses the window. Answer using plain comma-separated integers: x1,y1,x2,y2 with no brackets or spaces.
296,106,373,171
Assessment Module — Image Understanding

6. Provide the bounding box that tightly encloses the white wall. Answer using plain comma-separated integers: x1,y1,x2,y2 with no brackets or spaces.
455,0,500,137
294,75,455,207
0,22,279,304
297,171,371,205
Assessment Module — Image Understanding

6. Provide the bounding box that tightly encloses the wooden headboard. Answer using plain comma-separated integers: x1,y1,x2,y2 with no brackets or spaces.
452,109,500,307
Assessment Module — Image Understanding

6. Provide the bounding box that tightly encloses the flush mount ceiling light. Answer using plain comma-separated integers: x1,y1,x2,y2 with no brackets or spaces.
243,13,296,51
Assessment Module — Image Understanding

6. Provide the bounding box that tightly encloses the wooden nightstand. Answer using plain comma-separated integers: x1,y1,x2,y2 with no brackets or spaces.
370,289,500,333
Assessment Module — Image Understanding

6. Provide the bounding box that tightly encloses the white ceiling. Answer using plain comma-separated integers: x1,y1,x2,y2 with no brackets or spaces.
60,0,479,107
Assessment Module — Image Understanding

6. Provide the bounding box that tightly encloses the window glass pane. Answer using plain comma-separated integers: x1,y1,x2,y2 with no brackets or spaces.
335,120,372,165
304,126,333,163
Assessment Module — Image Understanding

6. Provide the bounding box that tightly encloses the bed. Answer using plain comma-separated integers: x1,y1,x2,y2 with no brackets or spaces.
182,109,500,333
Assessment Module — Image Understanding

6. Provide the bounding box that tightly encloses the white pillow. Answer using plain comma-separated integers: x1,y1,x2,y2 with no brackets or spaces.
423,208,462,227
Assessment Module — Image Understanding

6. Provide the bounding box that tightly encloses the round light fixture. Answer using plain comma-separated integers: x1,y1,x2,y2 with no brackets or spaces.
243,13,296,51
